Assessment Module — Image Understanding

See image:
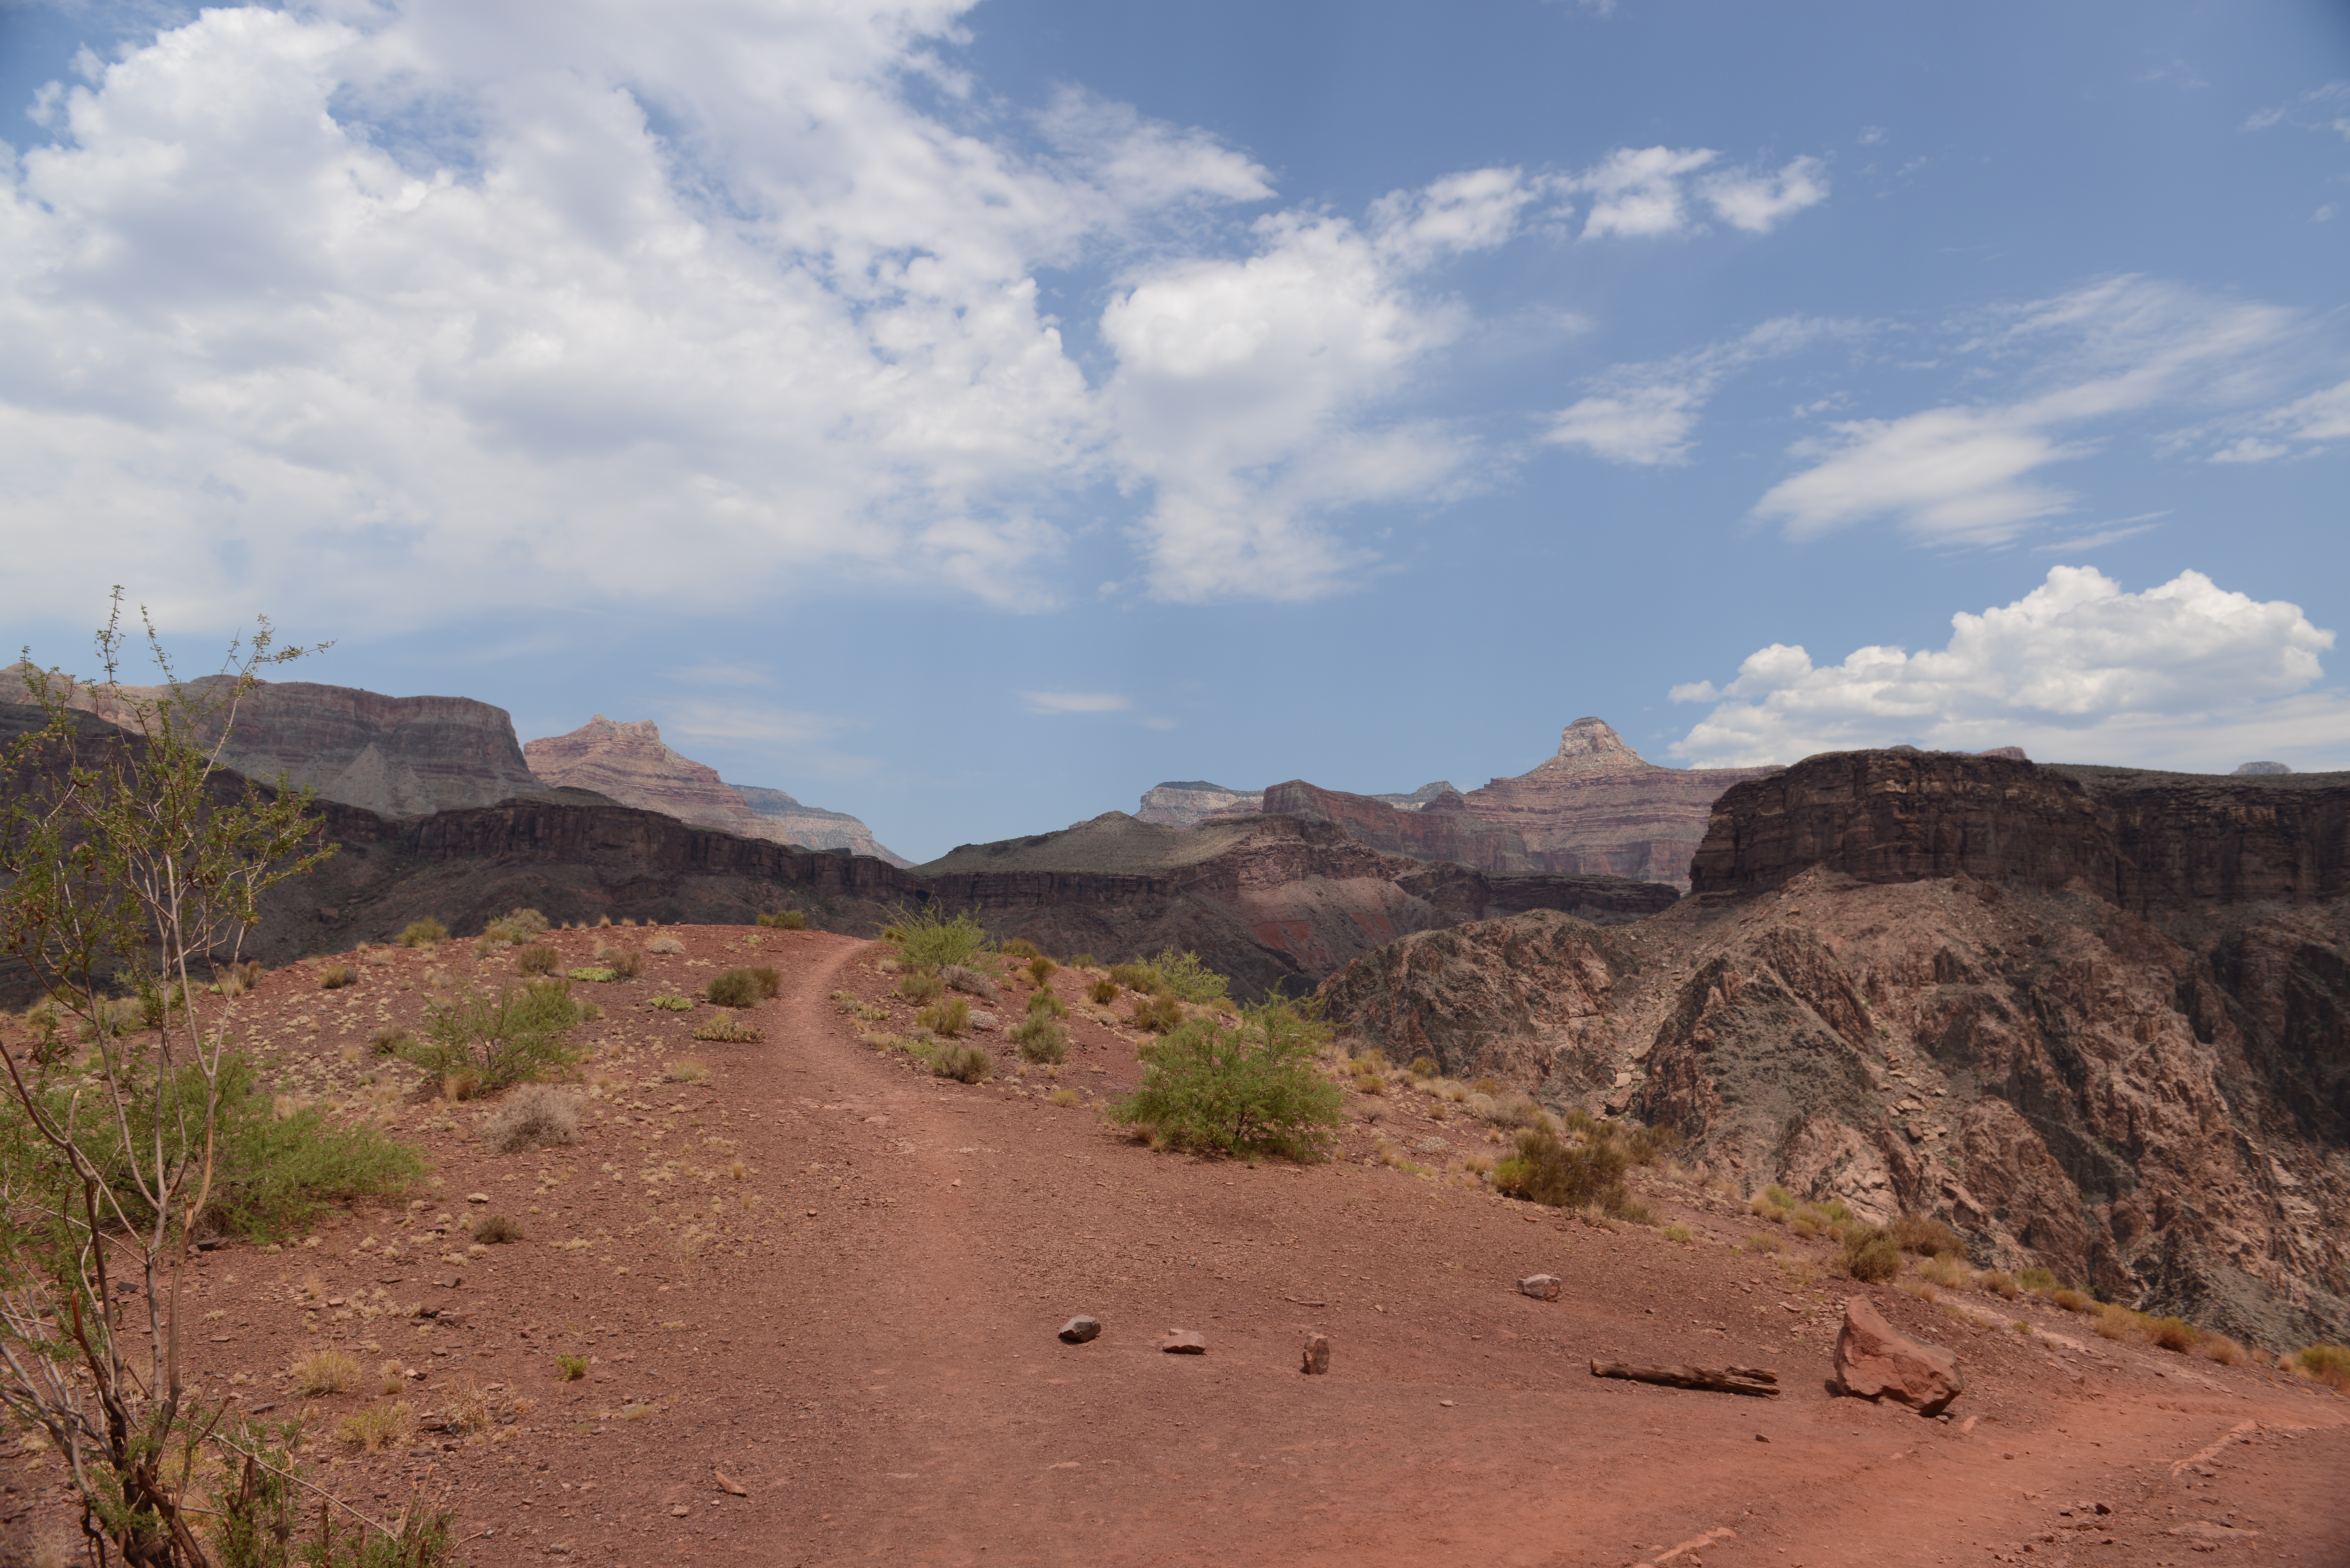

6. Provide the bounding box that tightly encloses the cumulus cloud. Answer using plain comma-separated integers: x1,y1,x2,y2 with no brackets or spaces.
1564,148,1828,239
1751,277,2300,545
1667,565,2350,772
1546,316,1851,465
1018,690,1131,715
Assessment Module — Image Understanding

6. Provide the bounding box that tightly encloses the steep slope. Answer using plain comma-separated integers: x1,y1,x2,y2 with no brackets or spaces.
1321,747,2350,1351
523,715,908,865
0,667,550,817
1135,777,1455,828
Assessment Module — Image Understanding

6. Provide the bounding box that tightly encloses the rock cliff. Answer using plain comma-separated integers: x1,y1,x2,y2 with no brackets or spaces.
1320,748,2350,1353
1260,779,1535,873
1457,717,1778,888
523,716,908,866
0,668,550,818
1136,778,1456,829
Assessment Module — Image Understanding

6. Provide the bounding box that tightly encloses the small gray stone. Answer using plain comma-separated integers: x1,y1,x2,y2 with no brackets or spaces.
1300,1334,1330,1376
1517,1274,1562,1301
1057,1315,1102,1345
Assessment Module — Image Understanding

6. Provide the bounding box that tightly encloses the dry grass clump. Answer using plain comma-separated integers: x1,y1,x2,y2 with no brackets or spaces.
755,910,809,929
2200,1334,2247,1367
290,1349,360,1396
1087,977,1118,1005
665,1059,711,1083
1406,1055,1439,1078
1010,1016,1068,1064
2051,1287,2092,1312
705,966,780,1008
2295,1343,2350,1392
515,944,561,976
691,1015,762,1043
1839,1225,1902,1282
1045,1088,1080,1108
369,1025,413,1057
212,958,264,997
1026,989,1068,1021
592,943,644,979
335,1403,413,1453
896,972,944,1005
1130,992,1186,1033
481,1084,583,1154
1976,1270,2022,1300
1742,1231,1787,1254
2094,1304,2139,1342
941,964,998,1000
648,934,685,955
398,919,448,948
1025,954,1057,986
482,908,550,945
999,938,1041,961
319,964,353,990
1918,1255,1970,1289
1886,1212,1967,1258
2144,1315,2200,1353
929,1041,993,1083
916,998,972,1038
471,1213,523,1245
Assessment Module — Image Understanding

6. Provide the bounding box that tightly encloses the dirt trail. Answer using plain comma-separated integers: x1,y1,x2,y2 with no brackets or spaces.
12,926,2342,1567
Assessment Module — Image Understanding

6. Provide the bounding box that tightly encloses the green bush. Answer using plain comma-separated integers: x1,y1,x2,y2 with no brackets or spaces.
481,907,550,946
1088,977,1118,1005
1010,1016,1068,1064
1145,948,1229,1005
1026,989,1068,1020
896,972,944,1005
1107,961,1162,993
1840,1226,1903,1283
515,944,560,976
930,1042,993,1083
397,918,448,948
705,966,779,1008
406,979,581,1092
884,905,995,971
568,966,618,983
1025,954,1057,986
916,998,972,1037
1130,992,1186,1033
1406,1055,1439,1078
318,965,352,991
2017,1266,2060,1295
1108,999,1341,1161
756,910,809,930
1491,1123,1636,1215
999,938,1041,961
649,994,694,1011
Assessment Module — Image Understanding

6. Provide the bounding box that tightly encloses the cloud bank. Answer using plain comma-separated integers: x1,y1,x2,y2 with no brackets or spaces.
1669,565,2350,772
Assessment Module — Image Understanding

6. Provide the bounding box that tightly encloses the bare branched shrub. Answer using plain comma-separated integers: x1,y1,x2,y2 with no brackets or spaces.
648,935,685,955
481,1084,583,1154
941,964,997,1000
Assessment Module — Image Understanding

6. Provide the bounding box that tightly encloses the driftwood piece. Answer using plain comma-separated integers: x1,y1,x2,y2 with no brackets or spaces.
1589,1360,1781,1398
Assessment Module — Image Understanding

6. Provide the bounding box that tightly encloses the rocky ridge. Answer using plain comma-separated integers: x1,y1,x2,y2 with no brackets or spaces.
1320,747,2350,1352
1136,778,1455,829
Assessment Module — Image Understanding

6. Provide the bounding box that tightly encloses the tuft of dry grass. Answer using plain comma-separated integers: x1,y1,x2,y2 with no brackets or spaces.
916,998,972,1038
2200,1334,2247,1367
691,1015,762,1044
334,1403,413,1453
665,1059,710,1083
398,919,448,948
1088,977,1118,1005
1976,1270,2021,1300
1742,1232,1786,1254
2295,1343,2350,1392
290,1349,360,1396
440,1069,482,1103
481,1084,581,1153
929,1042,993,1083
2051,1287,2092,1312
896,972,944,1005
515,944,560,976
319,964,353,990
1887,1211,1967,1258
2094,1304,2138,1342
472,1212,523,1244
648,935,685,955
1046,1088,1080,1108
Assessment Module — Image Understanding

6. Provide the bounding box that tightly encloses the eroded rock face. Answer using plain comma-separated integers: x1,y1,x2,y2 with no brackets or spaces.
1135,781,1264,828
1458,718,1777,889
1320,749,2350,1351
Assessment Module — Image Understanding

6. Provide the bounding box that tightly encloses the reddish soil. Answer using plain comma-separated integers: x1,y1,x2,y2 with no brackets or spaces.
7,925,2346,1567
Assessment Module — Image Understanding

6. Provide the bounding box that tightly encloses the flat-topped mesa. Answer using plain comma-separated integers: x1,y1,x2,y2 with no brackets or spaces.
1456,718,1778,889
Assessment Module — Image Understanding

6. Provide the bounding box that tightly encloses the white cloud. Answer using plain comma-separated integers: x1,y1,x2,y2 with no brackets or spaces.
1699,156,1830,233
1018,690,1130,715
1751,277,2300,545
1667,565,2350,772
1571,146,1717,238
2200,376,2350,463
2242,80,2349,133
1545,316,1850,465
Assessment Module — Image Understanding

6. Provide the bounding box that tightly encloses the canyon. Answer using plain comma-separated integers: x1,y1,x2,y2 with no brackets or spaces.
1319,746,2350,1351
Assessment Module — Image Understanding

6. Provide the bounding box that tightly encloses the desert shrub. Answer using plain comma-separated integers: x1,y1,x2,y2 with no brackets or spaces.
705,967,777,1008
2145,1316,2200,1353
471,1212,524,1244
1025,954,1057,986
481,907,550,945
1107,961,1162,993
1110,999,1341,1161
407,979,581,1092
398,918,448,948
1088,977,1118,1005
213,958,263,997
1131,992,1187,1033
568,966,618,983
1010,1016,1068,1064
999,938,1041,961
897,972,944,1005
941,963,997,999
666,1059,711,1083
2051,1287,2092,1312
916,998,972,1037
2017,1266,2060,1295
556,1355,588,1381
1406,1055,1439,1078
1046,1088,1080,1108
1027,989,1068,1021
1742,1232,1787,1254
481,1084,581,1154
756,910,809,929
648,934,685,954
593,944,644,978
1491,1124,1634,1214
885,905,995,971
2094,1304,2138,1342
649,993,693,1011
1920,1255,1970,1289
692,1015,762,1043
1976,1270,2021,1300
1353,1071,1387,1096
1750,1183,1795,1220
336,1403,414,1454
318,964,352,990
515,944,560,976
1840,1226,1903,1283
368,1025,412,1057
1887,1211,1967,1258
1146,948,1229,1005
2200,1334,2247,1367
930,1042,994,1083
2295,1343,2350,1391
290,1349,360,1396
1470,1077,1499,1097
1066,953,1098,970
211,1414,459,1566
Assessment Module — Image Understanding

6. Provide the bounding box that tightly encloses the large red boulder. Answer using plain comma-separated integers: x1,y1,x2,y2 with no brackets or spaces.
1834,1296,1964,1416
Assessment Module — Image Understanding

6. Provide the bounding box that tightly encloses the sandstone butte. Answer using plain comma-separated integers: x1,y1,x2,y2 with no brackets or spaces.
523,714,907,866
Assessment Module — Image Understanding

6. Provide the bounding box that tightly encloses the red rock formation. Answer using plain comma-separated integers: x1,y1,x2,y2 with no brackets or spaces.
1458,718,1777,888
1260,780,1535,872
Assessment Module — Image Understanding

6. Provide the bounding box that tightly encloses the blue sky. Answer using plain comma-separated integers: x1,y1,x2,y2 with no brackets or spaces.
3,0,2346,860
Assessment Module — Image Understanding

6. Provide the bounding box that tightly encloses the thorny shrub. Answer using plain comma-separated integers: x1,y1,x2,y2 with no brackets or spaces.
884,905,995,972
406,979,581,1092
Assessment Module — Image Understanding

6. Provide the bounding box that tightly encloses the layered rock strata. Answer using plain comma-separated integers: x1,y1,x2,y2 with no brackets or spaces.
1137,778,1456,829
1320,747,2350,1352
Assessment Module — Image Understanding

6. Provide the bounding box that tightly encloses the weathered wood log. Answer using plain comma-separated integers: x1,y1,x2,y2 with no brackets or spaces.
1589,1360,1781,1397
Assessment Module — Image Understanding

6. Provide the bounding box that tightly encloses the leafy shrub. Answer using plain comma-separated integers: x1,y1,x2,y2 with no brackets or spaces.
999,938,1041,961
481,1084,581,1154
1840,1226,1902,1282
756,910,809,929
930,1042,994,1083
649,994,693,1011
407,979,582,1092
398,918,448,948
1146,948,1229,1004
1010,1016,1068,1064
1887,1211,1967,1258
706,966,779,1007
1491,1124,1632,1214
1406,1055,1438,1078
897,972,944,1005
1027,989,1068,1020
916,998,972,1037
319,965,352,990
1130,992,1187,1033
648,935,685,955
471,1212,524,1244
1109,999,1342,1161
515,944,560,976
1025,954,1057,985
568,966,618,983
1088,977,1118,1005
1107,961,1161,993
884,905,995,971
692,1015,762,1043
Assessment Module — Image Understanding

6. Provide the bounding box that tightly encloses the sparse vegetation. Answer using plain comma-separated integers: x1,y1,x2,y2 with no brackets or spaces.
884,905,995,972
318,964,352,990
1027,989,1068,1020
1145,947,1229,1005
568,966,619,983
471,1213,524,1244
1109,998,1341,1161
481,907,550,945
1742,1232,1787,1254
1088,977,1118,1005
481,1083,582,1154
666,1059,712,1083
335,1403,414,1454
649,993,694,1011
1010,1015,1068,1064
1025,954,1057,986
1888,1211,1967,1258
916,998,973,1037
648,934,686,955
2051,1287,2092,1312
556,1356,588,1382
2295,1343,2350,1392
514,944,560,975
706,965,780,1007
692,1014,762,1043
1046,1088,1080,1108
1406,1055,1439,1078
406,978,582,1091
1107,961,1160,993
1839,1225,1903,1283
1130,992,1187,1033
399,917,450,947
929,1041,994,1083
999,938,1041,961
591,943,644,978
369,1024,413,1056
290,1349,361,1396
2144,1315,2200,1353
756,910,809,929
1491,1123,1634,1214
896,972,944,1005
940,963,997,998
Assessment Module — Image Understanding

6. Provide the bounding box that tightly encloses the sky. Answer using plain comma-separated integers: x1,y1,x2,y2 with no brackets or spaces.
3,0,2346,862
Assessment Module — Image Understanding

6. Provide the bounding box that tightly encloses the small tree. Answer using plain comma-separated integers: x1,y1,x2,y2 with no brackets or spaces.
0,594,338,1562
1110,997,1342,1160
